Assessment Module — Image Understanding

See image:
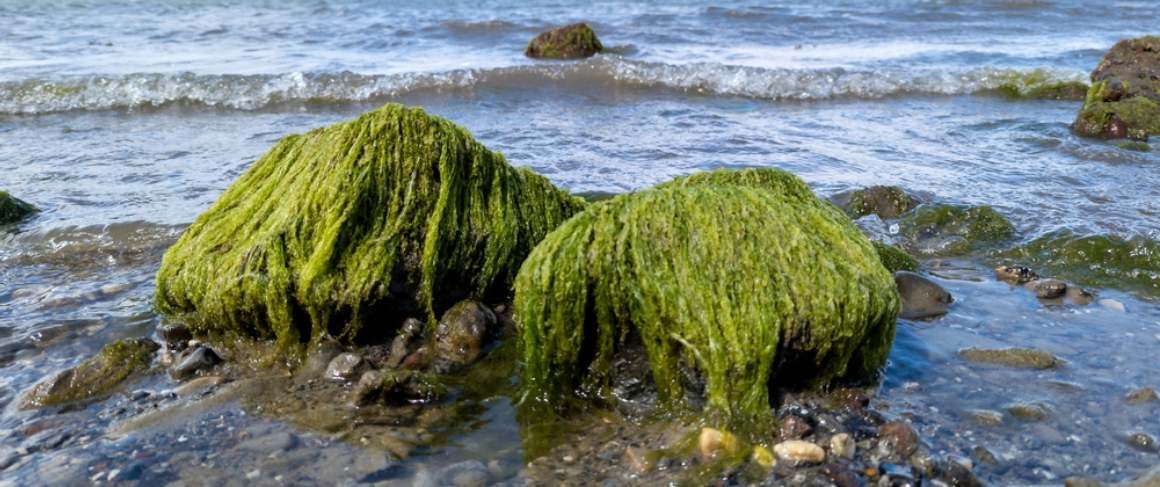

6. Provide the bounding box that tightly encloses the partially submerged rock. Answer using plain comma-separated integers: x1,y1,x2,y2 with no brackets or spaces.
997,231,1160,300
170,345,222,380
958,347,1062,370
0,190,37,226
154,104,585,347
23,338,158,408
515,168,899,425
894,271,953,320
900,204,1014,256
832,185,920,219
1074,36,1160,140
433,300,497,370
875,241,920,273
352,370,446,407
525,23,603,60
991,69,1088,101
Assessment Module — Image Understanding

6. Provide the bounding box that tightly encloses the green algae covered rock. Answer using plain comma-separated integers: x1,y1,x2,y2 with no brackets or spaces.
155,104,586,347
23,338,158,408
899,204,1014,256
514,168,899,425
1074,36,1160,140
832,186,920,220
991,70,1088,101
874,241,919,273
525,23,603,60
0,190,37,225
997,231,1160,300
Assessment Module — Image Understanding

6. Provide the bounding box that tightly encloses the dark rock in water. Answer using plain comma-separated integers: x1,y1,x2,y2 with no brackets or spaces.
351,370,446,407
386,317,424,368
1126,387,1159,405
434,300,496,370
879,463,917,485
820,463,861,487
930,458,983,487
996,231,1160,301
900,204,1014,256
300,339,343,378
877,421,919,461
0,191,37,226
525,23,603,60
1033,279,1068,299
170,345,222,380
971,446,998,466
1074,36,1160,140
1006,402,1051,422
833,185,920,219
995,265,1039,284
438,460,491,487
958,347,1062,369
325,353,366,381
155,324,192,349
22,337,158,408
778,414,814,440
894,271,953,319
874,241,919,273
1126,431,1158,452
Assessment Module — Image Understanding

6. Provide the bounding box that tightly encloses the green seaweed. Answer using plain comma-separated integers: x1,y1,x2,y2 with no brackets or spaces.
900,204,1014,255
835,185,919,219
0,190,37,226
873,241,919,273
514,168,899,429
1116,141,1152,152
23,338,159,408
995,231,1160,300
525,23,603,60
155,104,586,348
991,70,1089,101
1074,81,1160,139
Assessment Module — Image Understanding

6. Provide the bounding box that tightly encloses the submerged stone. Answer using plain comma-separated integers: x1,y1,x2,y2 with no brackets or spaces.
515,168,899,425
0,191,37,226
170,345,222,380
997,231,1160,300
154,104,585,347
23,338,158,408
832,185,920,219
958,347,1062,370
900,204,1014,256
525,23,603,60
1074,36,1160,140
352,370,446,407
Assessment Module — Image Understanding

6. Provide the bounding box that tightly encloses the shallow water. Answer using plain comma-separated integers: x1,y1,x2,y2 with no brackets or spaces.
2,0,1160,485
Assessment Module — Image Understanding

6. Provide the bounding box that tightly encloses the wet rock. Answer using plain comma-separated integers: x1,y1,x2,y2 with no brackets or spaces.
351,370,446,407
931,458,983,487
698,427,741,461
524,23,603,60
971,446,998,466
0,190,37,226
877,421,919,460
966,409,1004,427
1065,286,1096,305
434,300,496,370
833,185,921,219
386,318,424,368
175,375,224,397
237,431,298,453
1099,298,1127,313
1065,477,1105,487
1033,279,1068,299
1126,431,1158,452
156,324,193,349
772,440,825,464
879,463,917,486
1073,36,1160,140
894,271,953,319
1006,402,1051,422
170,345,222,380
830,432,855,459
439,460,491,487
1126,387,1158,405
624,446,653,474
958,347,1062,369
300,338,344,378
751,445,776,469
779,414,814,440
874,241,920,274
22,337,159,408
1031,423,1068,445
821,463,861,487
995,265,1039,283
899,204,1014,256
325,353,366,381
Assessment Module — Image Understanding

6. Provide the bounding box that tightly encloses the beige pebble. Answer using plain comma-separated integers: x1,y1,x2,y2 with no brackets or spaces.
773,440,825,464
830,433,855,459
1099,298,1126,312
698,427,740,461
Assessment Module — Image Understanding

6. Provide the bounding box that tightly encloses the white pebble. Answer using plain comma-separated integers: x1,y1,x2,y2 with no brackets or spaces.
1099,299,1126,313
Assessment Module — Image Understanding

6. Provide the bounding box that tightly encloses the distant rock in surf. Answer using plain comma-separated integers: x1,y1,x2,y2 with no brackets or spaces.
525,23,603,59
0,190,37,226
1074,36,1160,140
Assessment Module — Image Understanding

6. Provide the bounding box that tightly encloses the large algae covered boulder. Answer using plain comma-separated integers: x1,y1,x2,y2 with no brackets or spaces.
525,23,603,60
23,338,158,408
1074,36,1160,140
997,231,1160,299
156,104,586,346
515,169,899,424
0,190,37,225
899,203,1014,256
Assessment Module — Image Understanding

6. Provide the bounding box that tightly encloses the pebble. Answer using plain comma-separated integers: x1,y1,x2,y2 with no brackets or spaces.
877,421,919,460
698,427,740,460
772,440,825,464
325,353,365,381
966,409,1004,427
623,447,652,474
237,431,298,453
1033,279,1068,299
779,414,814,439
1127,432,1158,452
1007,402,1051,422
175,375,224,397
439,460,490,487
1125,387,1158,405
170,346,222,380
1099,299,1126,313
752,445,776,469
830,433,855,459
894,271,954,319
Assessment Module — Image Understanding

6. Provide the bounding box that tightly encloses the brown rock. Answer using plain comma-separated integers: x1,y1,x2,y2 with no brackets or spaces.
779,414,814,440
877,421,919,460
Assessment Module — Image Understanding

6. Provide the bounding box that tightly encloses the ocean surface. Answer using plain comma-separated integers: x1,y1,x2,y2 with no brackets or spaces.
2,1,1159,485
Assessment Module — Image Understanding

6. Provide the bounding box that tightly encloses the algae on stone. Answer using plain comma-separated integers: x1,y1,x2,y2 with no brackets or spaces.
996,231,1160,300
155,104,586,347
0,191,37,226
899,204,1014,256
1073,36,1160,140
514,168,899,426
873,241,919,273
525,23,603,60
958,347,1061,370
23,338,158,408
990,70,1088,101
832,186,920,220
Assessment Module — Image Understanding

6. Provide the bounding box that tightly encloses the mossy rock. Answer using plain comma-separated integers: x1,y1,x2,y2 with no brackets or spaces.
873,241,919,273
832,186,920,219
0,191,37,226
959,347,1061,370
514,168,899,426
1074,36,1160,140
23,338,159,408
155,104,586,348
1116,140,1152,152
991,70,1088,101
996,231,1160,300
525,23,603,60
899,204,1014,256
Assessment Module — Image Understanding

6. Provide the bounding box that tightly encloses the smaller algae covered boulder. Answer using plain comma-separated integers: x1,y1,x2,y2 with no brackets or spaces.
23,338,158,408
832,186,920,219
899,204,1014,256
515,168,899,425
1074,36,1160,140
991,70,1088,101
0,191,37,225
525,23,603,59
155,104,585,347
875,242,918,273
997,231,1160,300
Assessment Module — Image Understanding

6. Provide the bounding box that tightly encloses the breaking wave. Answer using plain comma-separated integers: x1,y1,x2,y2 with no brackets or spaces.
0,57,1087,114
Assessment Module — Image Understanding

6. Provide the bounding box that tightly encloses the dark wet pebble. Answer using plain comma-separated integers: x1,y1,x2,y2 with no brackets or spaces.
879,463,917,486
434,300,497,370
238,431,298,452
779,414,814,440
894,271,953,319
1126,387,1158,405
1127,432,1158,452
156,324,193,348
170,345,222,380
971,445,999,466
325,352,366,381
438,460,491,487
1034,279,1068,299
877,421,919,460
386,317,425,368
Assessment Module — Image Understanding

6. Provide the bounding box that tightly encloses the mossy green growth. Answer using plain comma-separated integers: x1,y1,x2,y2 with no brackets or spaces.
155,104,586,347
873,241,919,273
996,231,1160,300
525,23,603,60
1116,140,1152,152
990,70,1088,101
1074,82,1160,140
900,204,1014,256
0,190,37,225
833,185,920,219
23,338,159,408
514,168,899,428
